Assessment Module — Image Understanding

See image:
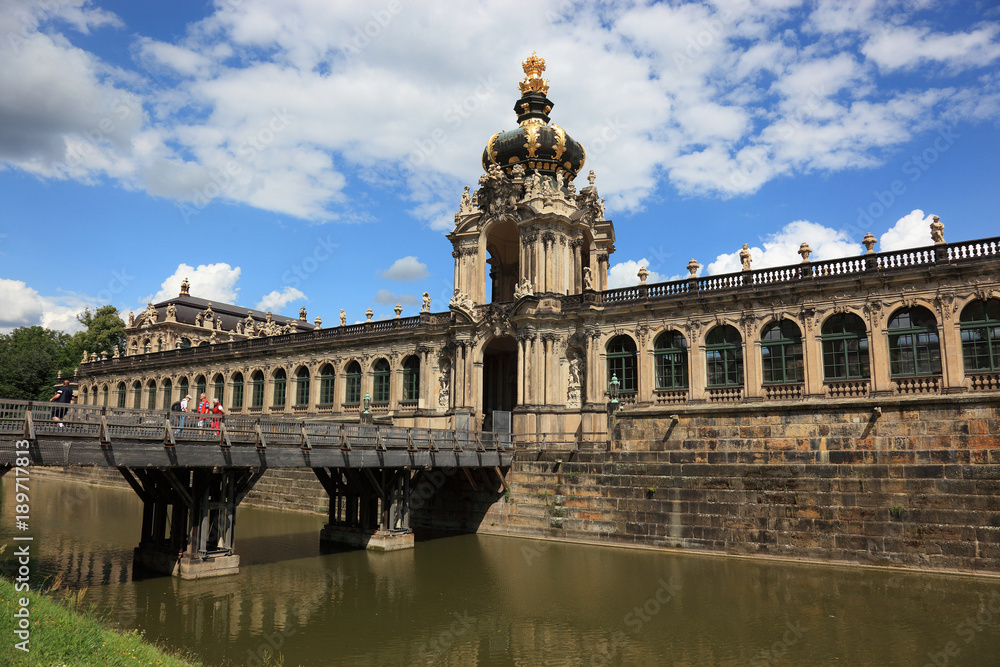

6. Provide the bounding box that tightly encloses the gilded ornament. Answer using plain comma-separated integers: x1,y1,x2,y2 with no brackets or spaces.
486,132,500,164
518,52,550,95
524,124,540,158
551,125,567,160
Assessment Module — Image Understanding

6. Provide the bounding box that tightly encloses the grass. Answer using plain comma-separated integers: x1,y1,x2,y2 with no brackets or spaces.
0,572,206,667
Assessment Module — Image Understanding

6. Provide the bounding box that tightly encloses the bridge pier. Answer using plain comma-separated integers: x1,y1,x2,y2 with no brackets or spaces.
313,467,414,551
119,467,265,579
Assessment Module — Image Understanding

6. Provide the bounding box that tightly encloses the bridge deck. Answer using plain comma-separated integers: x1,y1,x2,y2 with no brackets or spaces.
0,400,511,469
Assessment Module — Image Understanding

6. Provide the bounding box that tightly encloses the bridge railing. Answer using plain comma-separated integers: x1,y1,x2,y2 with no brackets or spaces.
0,399,509,452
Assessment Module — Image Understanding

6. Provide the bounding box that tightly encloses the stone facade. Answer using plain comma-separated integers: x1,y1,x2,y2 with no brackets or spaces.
73,56,1000,447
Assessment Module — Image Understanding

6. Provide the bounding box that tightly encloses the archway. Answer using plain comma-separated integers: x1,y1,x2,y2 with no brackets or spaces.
486,220,520,302
482,335,517,431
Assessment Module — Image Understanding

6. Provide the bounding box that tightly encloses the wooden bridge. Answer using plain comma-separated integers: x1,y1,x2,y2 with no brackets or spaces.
0,399,511,579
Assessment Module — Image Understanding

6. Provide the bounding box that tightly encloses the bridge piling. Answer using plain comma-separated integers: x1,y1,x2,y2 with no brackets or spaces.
314,467,414,551
122,466,265,579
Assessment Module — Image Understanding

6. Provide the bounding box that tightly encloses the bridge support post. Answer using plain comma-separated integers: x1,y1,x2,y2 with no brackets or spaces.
121,467,265,578
314,467,414,551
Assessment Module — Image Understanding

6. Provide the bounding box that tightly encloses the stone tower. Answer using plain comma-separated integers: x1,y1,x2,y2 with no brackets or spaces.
448,53,615,306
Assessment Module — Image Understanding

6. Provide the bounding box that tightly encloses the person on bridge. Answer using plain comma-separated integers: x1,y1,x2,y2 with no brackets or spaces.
174,394,191,434
49,379,73,425
211,398,225,432
197,393,210,427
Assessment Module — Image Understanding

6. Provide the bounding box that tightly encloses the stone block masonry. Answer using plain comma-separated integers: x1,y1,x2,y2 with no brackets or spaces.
480,395,1000,575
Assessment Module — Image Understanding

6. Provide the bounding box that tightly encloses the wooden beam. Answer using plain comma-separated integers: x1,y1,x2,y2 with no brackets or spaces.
494,466,508,492
162,469,194,508
23,409,35,441
163,417,176,447
462,466,479,491
234,467,267,505
117,466,151,502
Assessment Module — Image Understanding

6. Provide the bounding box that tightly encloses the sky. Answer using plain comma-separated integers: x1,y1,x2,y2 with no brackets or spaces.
1,0,999,334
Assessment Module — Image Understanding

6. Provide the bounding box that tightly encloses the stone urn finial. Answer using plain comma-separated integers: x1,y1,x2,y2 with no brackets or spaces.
394,304,403,318
314,316,322,329
637,265,649,285
365,308,373,322
686,258,700,278
862,232,877,254
798,242,812,263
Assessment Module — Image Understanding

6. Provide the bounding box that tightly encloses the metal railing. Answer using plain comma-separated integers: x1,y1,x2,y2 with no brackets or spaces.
0,399,509,453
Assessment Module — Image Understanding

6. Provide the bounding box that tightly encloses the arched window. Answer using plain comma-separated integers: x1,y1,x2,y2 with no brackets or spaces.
81,386,88,405
212,373,224,402
606,335,637,393
117,382,126,408
706,325,743,387
653,331,688,389
179,337,192,349
178,377,189,403
888,306,941,376
132,381,142,409
373,359,390,404
146,380,157,409
231,372,244,410
195,375,207,402
102,384,109,407
161,379,173,410
295,367,310,406
272,369,287,408
319,364,336,405
960,298,1000,372
251,371,265,409
822,313,870,380
345,361,362,405
760,320,803,384
402,356,420,402
199,341,210,347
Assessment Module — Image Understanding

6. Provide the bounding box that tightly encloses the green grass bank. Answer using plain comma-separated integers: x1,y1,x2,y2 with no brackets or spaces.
0,574,204,667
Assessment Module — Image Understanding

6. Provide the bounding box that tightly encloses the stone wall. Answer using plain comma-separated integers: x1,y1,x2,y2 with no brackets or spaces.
479,395,1000,575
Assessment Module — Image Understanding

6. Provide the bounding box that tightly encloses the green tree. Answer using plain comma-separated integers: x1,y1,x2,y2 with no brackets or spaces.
0,326,76,400
72,306,127,360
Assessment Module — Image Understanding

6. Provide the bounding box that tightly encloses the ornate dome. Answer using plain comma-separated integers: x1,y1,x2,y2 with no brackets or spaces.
481,53,586,181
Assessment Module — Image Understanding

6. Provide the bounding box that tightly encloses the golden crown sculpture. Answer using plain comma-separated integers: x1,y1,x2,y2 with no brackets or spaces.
519,52,549,95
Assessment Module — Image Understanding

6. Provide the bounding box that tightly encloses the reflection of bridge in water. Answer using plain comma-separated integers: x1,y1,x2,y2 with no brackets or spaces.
0,399,511,578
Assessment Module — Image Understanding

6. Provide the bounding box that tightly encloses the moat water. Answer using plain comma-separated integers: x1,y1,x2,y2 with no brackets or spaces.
2,476,1000,666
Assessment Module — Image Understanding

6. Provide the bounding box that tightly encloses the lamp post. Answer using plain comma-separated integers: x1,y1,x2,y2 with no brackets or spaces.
361,392,372,424
609,373,620,405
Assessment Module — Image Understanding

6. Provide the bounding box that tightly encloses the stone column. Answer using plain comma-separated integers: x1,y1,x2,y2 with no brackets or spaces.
743,328,761,400
689,340,707,402
638,344,655,405
938,299,966,392
867,307,891,395
803,318,825,397
571,239,583,294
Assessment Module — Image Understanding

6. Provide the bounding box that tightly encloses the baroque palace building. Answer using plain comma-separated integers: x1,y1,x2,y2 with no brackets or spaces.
75,54,1000,440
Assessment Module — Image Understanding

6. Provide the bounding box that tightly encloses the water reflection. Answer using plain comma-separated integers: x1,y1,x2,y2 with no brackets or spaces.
2,476,999,666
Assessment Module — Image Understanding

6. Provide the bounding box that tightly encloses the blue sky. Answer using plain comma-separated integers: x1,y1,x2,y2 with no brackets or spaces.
1,0,999,333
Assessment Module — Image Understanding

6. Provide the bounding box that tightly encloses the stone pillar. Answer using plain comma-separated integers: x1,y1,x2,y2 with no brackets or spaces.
744,335,761,400
938,303,966,393
803,321,825,397
638,343,655,405
689,340,707,402
869,319,892,395
571,239,583,293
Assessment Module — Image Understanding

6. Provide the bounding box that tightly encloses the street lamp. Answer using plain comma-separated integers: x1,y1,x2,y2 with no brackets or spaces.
363,392,371,415
609,373,620,405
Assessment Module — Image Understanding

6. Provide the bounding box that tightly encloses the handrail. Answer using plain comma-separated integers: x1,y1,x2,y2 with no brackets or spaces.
0,398,509,452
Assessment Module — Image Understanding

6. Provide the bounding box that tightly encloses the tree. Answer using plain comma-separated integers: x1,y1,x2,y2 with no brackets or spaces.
73,306,126,360
0,326,76,400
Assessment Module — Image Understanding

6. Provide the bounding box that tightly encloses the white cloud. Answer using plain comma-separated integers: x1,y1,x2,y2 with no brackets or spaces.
255,287,306,312
705,220,861,274
0,1,998,228
372,289,418,306
147,263,241,304
607,259,667,289
880,209,936,252
380,256,429,281
0,278,98,334
863,25,1000,73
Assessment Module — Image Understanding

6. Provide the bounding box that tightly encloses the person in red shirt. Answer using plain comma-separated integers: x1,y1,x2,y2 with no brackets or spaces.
197,393,210,427
211,398,225,431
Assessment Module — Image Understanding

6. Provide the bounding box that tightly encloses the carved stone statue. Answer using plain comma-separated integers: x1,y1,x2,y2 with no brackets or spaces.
421,292,431,312
513,277,534,300
127,311,134,327
587,169,596,187
555,171,565,192
449,289,474,311
740,244,752,271
340,309,347,326
143,302,157,327
165,303,177,321
583,266,593,290
930,215,945,244
81,350,89,364
112,346,120,358
438,362,451,408
460,186,474,213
